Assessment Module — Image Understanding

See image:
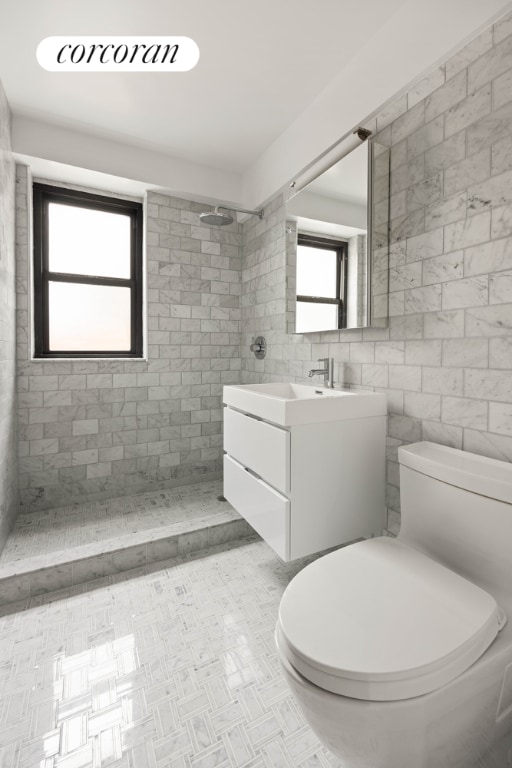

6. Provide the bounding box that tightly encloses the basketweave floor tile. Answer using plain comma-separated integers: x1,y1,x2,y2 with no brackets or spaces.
0,538,341,767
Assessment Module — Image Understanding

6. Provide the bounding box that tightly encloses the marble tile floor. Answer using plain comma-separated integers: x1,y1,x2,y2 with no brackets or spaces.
0,536,342,768
1,482,233,564
0,482,254,607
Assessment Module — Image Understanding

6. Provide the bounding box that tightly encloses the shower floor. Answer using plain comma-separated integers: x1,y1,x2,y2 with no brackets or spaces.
1,480,234,563
0,480,254,607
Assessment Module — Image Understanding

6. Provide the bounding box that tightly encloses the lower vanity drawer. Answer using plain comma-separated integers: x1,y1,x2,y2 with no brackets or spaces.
224,455,290,561
224,407,290,494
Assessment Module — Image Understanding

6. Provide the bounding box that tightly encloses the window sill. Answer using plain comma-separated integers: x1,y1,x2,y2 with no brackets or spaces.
29,357,149,363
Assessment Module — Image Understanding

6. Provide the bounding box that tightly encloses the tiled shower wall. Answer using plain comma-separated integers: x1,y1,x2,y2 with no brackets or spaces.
242,10,512,533
0,80,17,550
16,181,241,512
242,195,288,349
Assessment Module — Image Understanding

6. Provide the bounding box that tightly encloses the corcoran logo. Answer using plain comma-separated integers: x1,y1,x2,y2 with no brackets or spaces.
37,36,200,72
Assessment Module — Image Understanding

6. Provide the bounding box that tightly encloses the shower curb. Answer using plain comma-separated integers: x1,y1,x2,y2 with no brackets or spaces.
0,516,254,607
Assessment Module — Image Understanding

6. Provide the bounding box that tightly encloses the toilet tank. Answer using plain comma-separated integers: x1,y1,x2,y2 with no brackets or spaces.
398,442,512,602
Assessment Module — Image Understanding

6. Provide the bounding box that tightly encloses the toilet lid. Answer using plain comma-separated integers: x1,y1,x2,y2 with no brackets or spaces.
277,537,506,701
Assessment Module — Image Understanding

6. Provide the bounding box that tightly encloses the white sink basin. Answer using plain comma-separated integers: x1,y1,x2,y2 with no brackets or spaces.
223,382,387,426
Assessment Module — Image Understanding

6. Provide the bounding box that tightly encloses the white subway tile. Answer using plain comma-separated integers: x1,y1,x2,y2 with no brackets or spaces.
444,211,491,251
491,135,512,175
463,428,512,462
421,419,463,448
425,132,466,176
408,68,445,108
466,304,512,336
422,252,463,285
405,284,442,314
444,148,491,198
465,368,512,401
388,414,422,442
442,276,488,309
404,391,441,420
442,396,488,429
489,270,512,303
467,100,512,156
389,314,424,340
467,168,512,214
464,236,512,276
425,70,467,122
442,338,488,367
445,26,492,79
375,341,405,365
489,403,512,436
424,309,465,338
424,365,464,396
491,204,512,239
405,339,442,366
489,337,512,368
468,32,512,92
425,192,467,230
389,365,422,391
72,420,99,436
445,84,491,138
389,263,422,291
391,102,425,143
72,449,98,466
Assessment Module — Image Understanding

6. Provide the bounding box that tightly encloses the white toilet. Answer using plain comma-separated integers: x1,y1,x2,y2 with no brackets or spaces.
276,441,512,768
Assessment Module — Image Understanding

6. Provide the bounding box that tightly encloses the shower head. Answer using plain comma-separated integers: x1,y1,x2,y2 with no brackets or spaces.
199,204,264,227
199,206,234,226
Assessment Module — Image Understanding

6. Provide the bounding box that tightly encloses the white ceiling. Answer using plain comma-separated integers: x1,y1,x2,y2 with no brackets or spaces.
1,0,511,207
0,0,406,172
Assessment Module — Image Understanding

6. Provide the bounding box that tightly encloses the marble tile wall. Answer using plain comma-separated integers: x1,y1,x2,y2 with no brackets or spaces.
242,195,289,376
241,9,512,534
0,80,18,553
15,183,242,512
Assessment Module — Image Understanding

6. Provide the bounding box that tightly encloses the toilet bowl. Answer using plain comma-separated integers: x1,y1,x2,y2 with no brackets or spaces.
276,442,512,767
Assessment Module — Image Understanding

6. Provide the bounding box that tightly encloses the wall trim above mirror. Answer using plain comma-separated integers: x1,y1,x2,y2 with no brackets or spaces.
285,137,390,334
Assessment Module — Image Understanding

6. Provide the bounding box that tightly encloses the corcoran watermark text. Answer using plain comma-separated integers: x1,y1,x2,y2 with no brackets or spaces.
37,36,200,72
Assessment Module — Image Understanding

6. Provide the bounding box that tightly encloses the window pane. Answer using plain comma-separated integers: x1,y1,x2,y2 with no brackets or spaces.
296,245,337,298
296,302,338,333
48,203,131,278
48,282,131,351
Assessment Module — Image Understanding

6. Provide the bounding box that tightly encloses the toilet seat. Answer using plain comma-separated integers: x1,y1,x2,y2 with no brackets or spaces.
277,537,506,701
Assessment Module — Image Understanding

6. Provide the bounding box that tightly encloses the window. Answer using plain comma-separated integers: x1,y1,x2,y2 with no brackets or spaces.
296,233,347,333
33,183,143,358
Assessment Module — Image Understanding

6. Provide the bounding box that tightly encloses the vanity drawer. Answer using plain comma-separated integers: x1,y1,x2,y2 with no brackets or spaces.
224,407,290,494
224,455,290,561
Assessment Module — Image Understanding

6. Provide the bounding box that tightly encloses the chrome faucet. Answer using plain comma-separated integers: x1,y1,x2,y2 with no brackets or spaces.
308,357,334,389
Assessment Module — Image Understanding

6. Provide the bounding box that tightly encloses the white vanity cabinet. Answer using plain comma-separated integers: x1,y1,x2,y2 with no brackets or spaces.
223,384,387,561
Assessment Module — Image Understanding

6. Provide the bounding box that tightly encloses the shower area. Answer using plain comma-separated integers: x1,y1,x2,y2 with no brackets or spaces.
0,173,267,607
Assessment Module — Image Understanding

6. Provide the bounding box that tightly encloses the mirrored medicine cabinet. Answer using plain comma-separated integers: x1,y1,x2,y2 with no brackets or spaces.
286,138,391,334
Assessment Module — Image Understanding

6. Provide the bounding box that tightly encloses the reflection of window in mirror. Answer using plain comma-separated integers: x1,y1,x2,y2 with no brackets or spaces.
296,233,347,333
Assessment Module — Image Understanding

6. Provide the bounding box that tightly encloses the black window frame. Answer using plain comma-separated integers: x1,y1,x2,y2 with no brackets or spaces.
296,233,348,330
33,183,143,358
